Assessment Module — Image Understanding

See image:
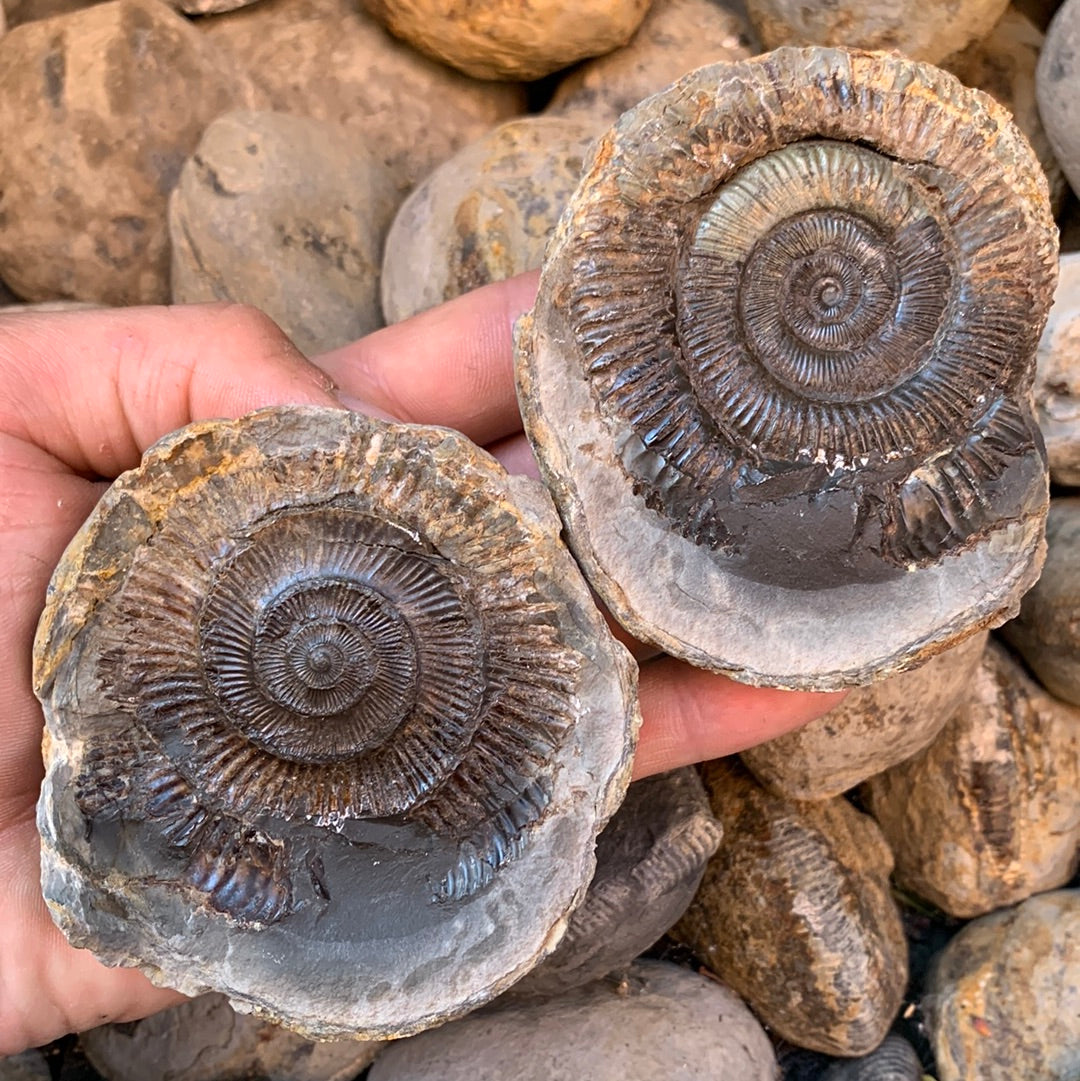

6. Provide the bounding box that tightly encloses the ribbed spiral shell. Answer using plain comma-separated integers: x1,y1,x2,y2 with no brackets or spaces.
555,48,1055,587
820,1034,924,1080
97,454,579,836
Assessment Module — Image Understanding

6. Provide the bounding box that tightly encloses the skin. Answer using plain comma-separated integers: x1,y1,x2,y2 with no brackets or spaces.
0,272,843,1055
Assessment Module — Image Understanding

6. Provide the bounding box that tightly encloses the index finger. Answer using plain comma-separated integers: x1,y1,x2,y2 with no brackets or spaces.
314,271,539,447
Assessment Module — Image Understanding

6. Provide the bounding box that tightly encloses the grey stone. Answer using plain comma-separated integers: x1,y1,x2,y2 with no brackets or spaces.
924,890,1080,1081
1037,0,1080,200
381,117,595,324
368,960,778,1080
170,111,400,355
82,993,384,1081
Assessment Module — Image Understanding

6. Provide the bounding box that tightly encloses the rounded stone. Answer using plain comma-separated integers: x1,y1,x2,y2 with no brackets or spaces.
746,0,1011,65
1037,0,1080,200
507,767,723,1000
82,994,385,1081
944,8,1067,214
672,759,908,1057
381,117,595,324
198,0,524,188
367,960,778,1080
358,0,652,81
170,110,400,355
1002,497,1080,705
741,632,988,800
864,639,1080,918
34,407,639,1039
1031,252,1080,487
924,890,1080,1081
0,0,255,305
546,0,759,128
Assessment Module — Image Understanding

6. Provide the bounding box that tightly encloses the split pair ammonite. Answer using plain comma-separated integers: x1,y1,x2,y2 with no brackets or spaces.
34,47,1057,1036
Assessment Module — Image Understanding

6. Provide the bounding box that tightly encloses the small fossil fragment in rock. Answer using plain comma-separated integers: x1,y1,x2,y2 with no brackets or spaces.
672,759,908,1056
863,638,1080,917
820,1033,924,1081
1031,252,1080,487
81,993,385,1081
507,766,723,1000
1001,497,1080,705
381,117,596,324
546,0,759,128
34,406,639,1039
745,0,1011,65
741,632,987,800
367,960,779,1080
923,889,1080,1081
517,47,1056,689
358,0,652,81
170,110,401,354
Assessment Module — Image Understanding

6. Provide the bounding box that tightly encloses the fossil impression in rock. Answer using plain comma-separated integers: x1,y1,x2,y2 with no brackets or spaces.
745,0,1011,65
1002,497,1080,705
863,639,1080,918
672,759,908,1056
34,407,639,1039
517,48,1057,689
368,960,779,1081
507,766,722,1000
741,631,987,800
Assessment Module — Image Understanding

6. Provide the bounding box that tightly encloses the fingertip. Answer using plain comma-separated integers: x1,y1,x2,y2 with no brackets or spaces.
632,657,847,779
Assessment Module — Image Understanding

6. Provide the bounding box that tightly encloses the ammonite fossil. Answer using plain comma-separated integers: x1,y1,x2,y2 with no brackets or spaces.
34,407,639,1038
517,47,1058,688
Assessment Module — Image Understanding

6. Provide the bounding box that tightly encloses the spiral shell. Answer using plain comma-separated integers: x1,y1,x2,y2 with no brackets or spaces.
517,47,1056,688
34,407,639,1038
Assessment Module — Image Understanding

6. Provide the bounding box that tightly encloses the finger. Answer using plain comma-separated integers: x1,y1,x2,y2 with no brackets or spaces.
632,657,847,779
314,270,539,447
0,303,342,478
486,431,539,479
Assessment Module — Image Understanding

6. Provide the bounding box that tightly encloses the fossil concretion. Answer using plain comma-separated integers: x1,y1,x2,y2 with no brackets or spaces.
671,759,908,1056
1002,497,1080,705
820,1034,924,1081
864,637,1080,917
923,890,1080,1081
517,47,1057,689
741,631,987,800
33,406,639,1039
81,994,384,1081
507,766,722,999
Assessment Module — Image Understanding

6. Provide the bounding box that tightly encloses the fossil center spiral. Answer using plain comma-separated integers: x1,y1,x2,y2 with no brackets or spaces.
678,139,954,429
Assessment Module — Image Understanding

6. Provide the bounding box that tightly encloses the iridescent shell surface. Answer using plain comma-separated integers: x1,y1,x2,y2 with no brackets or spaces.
517,47,1057,689
34,406,639,1039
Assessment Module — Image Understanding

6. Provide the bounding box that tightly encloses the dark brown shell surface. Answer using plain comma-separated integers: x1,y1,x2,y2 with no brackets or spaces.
517,47,1056,689
33,406,639,1039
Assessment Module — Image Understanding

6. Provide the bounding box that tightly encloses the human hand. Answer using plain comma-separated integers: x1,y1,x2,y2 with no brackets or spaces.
0,277,843,1054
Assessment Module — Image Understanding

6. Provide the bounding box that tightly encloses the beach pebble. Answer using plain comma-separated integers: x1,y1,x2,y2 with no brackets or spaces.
170,110,400,354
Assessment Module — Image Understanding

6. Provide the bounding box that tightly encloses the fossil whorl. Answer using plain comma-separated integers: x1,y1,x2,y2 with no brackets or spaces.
517,47,1057,689
33,407,639,1039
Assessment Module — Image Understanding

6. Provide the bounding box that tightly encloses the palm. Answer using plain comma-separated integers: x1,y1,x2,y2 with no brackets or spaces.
0,284,841,1055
